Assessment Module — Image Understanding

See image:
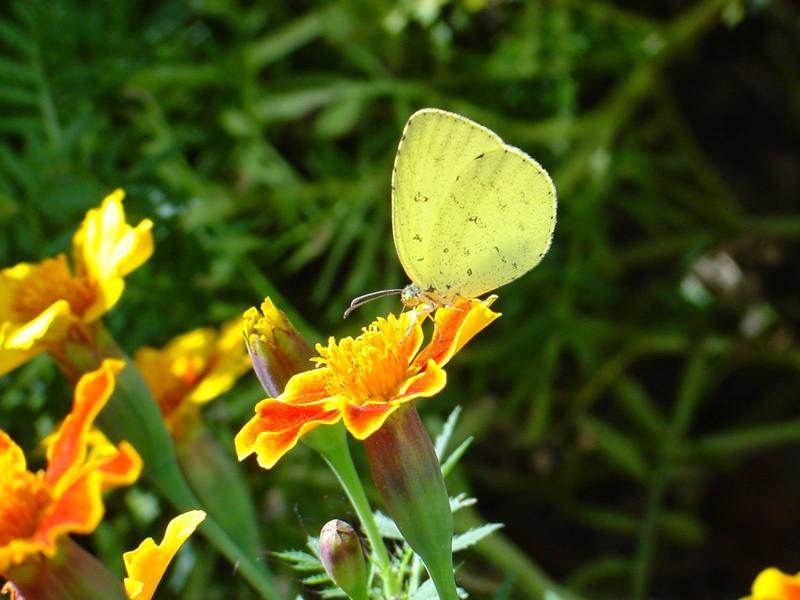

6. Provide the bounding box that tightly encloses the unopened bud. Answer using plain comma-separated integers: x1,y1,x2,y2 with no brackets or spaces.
319,520,368,600
243,298,313,397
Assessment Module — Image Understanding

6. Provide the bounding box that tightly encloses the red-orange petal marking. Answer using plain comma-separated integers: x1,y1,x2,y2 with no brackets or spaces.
412,297,500,369
34,472,104,547
92,442,143,490
45,360,123,487
235,398,341,467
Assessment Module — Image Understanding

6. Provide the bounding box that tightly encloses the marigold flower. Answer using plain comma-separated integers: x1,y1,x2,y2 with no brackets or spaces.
745,567,800,600
0,360,142,575
134,319,250,436
235,296,499,469
0,190,153,376
123,510,206,600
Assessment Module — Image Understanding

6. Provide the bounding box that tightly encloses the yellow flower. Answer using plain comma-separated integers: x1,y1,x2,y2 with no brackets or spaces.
134,319,250,436
744,567,800,600
0,190,153,376
123,510,206,600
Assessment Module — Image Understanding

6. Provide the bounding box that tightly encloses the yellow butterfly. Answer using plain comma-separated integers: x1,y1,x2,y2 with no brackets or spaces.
345,108,557,317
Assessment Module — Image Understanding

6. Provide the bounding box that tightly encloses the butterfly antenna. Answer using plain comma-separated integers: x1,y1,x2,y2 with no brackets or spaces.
343,289,404,319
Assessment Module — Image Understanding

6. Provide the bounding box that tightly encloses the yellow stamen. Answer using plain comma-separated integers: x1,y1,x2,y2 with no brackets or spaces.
314,314,416,405
0,468,50,546
10,256,94,322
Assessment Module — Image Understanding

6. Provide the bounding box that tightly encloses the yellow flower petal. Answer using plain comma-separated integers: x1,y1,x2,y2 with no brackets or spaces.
186,318,250,404
72,189,154,322
123,510,206,600
746,567,800,600
0,300,75,377
135,319,250,437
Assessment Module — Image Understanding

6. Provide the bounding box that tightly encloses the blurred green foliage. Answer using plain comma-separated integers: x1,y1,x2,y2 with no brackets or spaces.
1,0,800,598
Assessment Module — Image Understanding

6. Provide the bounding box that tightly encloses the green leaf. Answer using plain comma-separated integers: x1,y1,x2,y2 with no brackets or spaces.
452,523,504,552
373,511,403,540
449,493,477,513
441,437,473,477
435,406,462,458
409,580,438,600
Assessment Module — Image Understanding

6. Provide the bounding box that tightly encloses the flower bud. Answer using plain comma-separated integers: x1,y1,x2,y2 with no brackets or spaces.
319,520,368,600
243,298,314,397
364,404,457,600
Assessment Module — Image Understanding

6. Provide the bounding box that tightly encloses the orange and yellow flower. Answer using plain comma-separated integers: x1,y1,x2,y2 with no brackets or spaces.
0,190,153,376
123,510,206,600
134,319,250,436
0,360,142,575
235,297,500,469
745,567,800,600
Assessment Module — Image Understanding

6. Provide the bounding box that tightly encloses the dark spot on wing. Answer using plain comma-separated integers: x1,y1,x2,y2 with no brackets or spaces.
475,153,485,160
467,216,486,228
443,248,449,253
414,192,429,203
413,234,423,242
467,268,473,276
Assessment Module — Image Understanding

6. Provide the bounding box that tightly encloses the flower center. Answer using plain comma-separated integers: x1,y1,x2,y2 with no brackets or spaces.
0,466,51,546
315,314,416,405
11,256,95,322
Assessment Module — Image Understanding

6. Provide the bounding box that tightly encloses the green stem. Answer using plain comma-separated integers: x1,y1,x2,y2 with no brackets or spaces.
312,425,400,597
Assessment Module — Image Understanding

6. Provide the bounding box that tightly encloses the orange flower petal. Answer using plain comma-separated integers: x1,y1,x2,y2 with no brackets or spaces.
342,402,400,440
33,471,105,552
235,398,341,468
397,359,447,401
412,296,500,369
45,360,125,488
91,441,143,490
33,445,141,555
342,360,446,439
